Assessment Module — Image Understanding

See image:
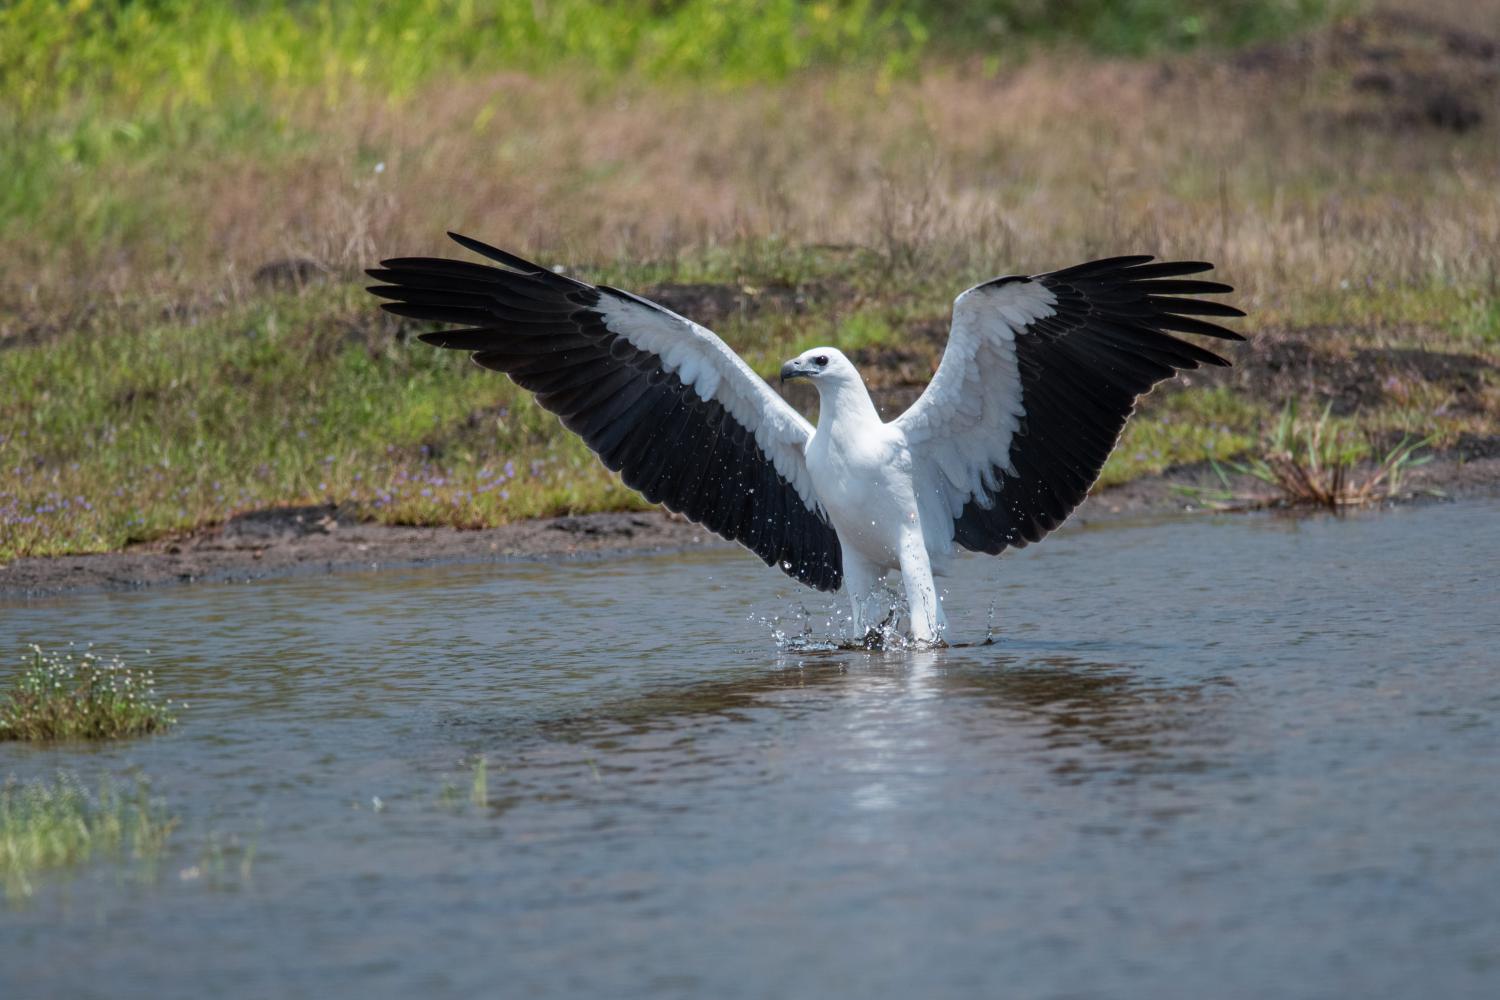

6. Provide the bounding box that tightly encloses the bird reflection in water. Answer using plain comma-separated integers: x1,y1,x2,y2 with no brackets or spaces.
481,650,1236,792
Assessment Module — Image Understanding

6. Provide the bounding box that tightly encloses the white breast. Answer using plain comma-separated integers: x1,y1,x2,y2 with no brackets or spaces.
807,420,918,572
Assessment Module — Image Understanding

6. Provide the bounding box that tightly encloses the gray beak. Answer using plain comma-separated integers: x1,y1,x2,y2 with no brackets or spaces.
779,360,804,384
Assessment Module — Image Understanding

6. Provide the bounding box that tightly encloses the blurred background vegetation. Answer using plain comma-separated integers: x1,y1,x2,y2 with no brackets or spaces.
3,0,1498,559
1,0,1334,272
3,0,1332,106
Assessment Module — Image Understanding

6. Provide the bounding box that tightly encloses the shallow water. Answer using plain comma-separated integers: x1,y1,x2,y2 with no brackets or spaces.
2,500,1499,999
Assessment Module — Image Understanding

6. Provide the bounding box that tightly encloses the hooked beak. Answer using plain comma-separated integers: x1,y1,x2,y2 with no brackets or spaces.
779,360,806,384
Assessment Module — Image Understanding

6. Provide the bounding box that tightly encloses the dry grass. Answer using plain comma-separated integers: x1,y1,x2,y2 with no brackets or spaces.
6,12,1500,323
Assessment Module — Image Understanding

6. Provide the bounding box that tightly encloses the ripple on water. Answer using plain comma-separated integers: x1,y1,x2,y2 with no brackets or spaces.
2,500,1499,1000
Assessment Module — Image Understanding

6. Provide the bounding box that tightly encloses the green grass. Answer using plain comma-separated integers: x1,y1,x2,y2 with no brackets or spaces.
0,0,918,116
0,284,635,559
0,252,956,561
1,0,1332,118
0,772,177,900
1098,388,1264,488
0,645,179,741
471,756,488,809
1293,282,1500,348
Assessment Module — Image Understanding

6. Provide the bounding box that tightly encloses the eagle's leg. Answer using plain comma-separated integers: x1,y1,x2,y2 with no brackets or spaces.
841,547,888,642
898,529,946,645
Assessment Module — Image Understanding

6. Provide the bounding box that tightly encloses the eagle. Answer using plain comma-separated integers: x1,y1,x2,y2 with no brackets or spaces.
368,233,1243,644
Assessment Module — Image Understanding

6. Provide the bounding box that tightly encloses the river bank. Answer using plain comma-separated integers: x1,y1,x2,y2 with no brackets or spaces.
5,445,1495,599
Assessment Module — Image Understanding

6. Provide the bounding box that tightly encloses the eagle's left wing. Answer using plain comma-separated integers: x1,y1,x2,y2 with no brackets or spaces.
895,256,1244,555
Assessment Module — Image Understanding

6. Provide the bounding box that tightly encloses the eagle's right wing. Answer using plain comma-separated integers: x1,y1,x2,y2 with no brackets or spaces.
368,233,843,591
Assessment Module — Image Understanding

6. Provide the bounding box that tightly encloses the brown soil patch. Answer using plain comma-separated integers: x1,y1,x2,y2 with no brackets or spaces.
1232,11,1500,132
6,445,1499,600
645,282,819,328
1173,326,1496,415
0,506,717,598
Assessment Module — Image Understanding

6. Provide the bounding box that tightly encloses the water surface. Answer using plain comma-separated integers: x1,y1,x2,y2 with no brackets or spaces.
3,501,1499,999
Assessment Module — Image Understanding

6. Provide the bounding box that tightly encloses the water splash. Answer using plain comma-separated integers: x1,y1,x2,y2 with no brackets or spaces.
752,604,842,653
750,588,938,653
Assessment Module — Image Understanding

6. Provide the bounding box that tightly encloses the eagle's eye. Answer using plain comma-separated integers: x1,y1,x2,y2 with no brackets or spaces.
814,355,829,367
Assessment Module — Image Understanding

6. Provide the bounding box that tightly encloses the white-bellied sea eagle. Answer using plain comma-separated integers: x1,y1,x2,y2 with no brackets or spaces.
368,234,1244,644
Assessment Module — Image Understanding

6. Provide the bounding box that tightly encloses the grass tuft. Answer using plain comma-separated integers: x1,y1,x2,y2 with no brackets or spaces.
178,830,257,888
438,755,492,812
1232,404,1435,510
0,645,180,741
0,772,178,900
1189,402,1438,511
470,756,488,809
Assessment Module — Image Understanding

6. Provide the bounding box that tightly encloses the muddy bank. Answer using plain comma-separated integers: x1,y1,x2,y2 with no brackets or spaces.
0,508,718,599
5,449,1497,600
5,307,1496,600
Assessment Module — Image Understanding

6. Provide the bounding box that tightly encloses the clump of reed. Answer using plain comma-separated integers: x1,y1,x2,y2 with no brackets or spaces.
0,645,180,741
178,830,257,888
438,755,492,812
1197,402,1436,511
0,772,178,900
470,756,488,808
